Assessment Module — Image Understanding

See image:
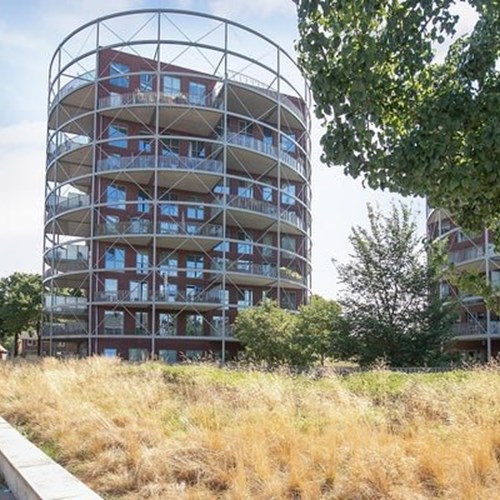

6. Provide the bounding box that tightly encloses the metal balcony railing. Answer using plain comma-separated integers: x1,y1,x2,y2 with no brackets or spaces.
96,154,223,174
44,295,87,313
45,245,88,262
94,290,150,302
50,70,96,110
154,291,222,304
212,259,304,284
453,321,500,336
42,321,88,336
48,136,91,162
46,194,90,215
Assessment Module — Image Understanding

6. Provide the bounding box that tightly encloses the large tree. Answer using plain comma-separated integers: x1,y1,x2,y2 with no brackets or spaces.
296,1,500,237
0,273,43,355
337,204,456,366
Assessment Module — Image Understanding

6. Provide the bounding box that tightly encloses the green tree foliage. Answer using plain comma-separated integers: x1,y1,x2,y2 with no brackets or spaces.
234,299,299,364
0,273,43,354
295,295,342,364
296,1,500,238
234,297,343,365
337,204,456,366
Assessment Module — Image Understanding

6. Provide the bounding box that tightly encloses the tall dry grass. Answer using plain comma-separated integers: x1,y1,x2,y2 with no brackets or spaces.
1,358,500,499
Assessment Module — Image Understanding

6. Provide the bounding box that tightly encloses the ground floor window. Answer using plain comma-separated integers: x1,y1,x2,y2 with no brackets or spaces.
158,349,177,363
128,348,149,362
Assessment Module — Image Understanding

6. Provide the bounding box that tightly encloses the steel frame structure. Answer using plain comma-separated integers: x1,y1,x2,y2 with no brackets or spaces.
42,9,312,361
427,208,500,361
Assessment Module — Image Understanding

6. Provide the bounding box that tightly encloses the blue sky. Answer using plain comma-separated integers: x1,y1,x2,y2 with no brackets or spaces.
0,0,432,298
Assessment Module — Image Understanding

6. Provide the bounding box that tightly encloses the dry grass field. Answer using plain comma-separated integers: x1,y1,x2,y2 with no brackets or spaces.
1,358,500,499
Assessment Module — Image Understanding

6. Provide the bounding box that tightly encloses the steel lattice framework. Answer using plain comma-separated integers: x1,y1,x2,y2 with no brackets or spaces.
427,208,500,361
42,9,312,361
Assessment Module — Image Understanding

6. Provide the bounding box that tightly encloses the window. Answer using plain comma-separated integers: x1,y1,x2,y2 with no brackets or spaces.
135,312,149,335
158,349,177,362
236,260,251,272
109,62,129,88
237,232,253,255
136,250,149,274
105,215,119,233
159,221,179,234
128,348,149,361
163,76,181,97
239,120,253,137
138,131,153,153
262,185,273,202
189,81,206,105
139,72,153,91
159,253,178,276
439,283,451,300
108,124,128,148
237,289,253,309
186,255,204,278
104,311,124,335
281,183,296,205
214,241,229,253
211,316,228,336
492,271,500,288
161,138,180,156
282,291,297,310
186,204,204,220
160,203,179,217
263,128,273,147
262,234,273,257
106,185,126,209
103,348,118,357
186,285,202,301
158,283,177,302
104,279,118,301
137,191,149,213
190,141,206,158
104,247,125,269
281,132,296,153
281,235,296,253
214,183,229,195
186,314,203,336
129,280,148,301
238,183,253,199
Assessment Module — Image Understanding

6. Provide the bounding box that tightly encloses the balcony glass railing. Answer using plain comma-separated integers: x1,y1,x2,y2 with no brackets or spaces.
154,291,222,304
212,259,304,284
45,245,88,265
97,154,223,174
224,133,306,178
46,194,90,215
48,136,91,162
449,244,496,265
50,70,96,109
95,290,150,302
44,295,87,312
453,321,500,336
42,321,88,336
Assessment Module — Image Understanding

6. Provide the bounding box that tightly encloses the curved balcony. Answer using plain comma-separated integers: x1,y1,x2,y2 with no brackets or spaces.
448,244,497,271
46,194,90,218
213,196,306,235
44,244,88,272
452,321,500,338
42,321,88,337
224,133,306,181
49,70,96,112
43,295,87,316
96,154,223,193
211,259,306,288
154,290,222,311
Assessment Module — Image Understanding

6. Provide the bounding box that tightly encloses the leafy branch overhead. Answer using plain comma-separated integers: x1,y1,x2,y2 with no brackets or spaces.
296,0,500,237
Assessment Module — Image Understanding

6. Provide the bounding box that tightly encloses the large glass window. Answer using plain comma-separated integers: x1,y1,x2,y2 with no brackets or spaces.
186,255,204,278
159,349,177,362
128,348,149,361
163,76,181,97
135,312,149,335
137,191,149,213
104,278,118,301
211,316,228,336
214,241,229,253
282,291,297,310
281,132,296,154
237,232,253,255
104,311,124,335
104,247,125,269
108,124,128,149
237,289,253,309
263,128,273,147
186,314,203,336
159,253,178,277
281,235,296,253
188,81,206,105
106,185,126,209
129,280,148,301
109,62,129,88
239,120,253,137
238,183,253,199
161,138,180,156
160,203,179,217
186,204,204,220
158,313,176,336
138,131,153,153
190,141,206,158
262,185,273,202
136,250,149,274
159,221,179,234
281,183,296,205
139,72,153,91
262,234,273,257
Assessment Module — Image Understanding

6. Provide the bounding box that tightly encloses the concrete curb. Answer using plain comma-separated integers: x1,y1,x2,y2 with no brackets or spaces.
0,417,102,499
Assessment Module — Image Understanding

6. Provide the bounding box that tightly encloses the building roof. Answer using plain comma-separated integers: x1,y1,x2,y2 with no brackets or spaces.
0,344,8,353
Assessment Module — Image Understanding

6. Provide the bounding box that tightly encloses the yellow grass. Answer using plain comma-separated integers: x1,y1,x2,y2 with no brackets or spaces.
1,358,500,499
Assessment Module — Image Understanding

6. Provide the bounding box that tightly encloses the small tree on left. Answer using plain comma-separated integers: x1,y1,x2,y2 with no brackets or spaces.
0,273,43,355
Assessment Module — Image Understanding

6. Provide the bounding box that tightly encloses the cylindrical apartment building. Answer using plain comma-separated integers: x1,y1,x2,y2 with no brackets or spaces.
427,208,500,361
42,10,312,361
